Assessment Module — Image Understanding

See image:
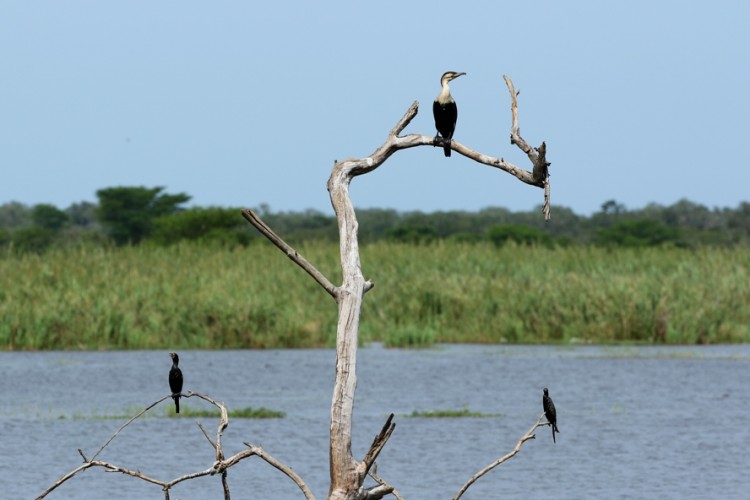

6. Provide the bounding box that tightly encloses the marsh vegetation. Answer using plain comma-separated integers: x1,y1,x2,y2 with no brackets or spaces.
2,242,748,350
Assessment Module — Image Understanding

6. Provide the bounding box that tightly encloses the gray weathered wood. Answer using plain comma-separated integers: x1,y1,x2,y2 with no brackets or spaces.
323,76,549,499
243,75,550,499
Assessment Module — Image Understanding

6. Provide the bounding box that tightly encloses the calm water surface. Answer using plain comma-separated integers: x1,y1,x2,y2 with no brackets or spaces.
1,344,748,499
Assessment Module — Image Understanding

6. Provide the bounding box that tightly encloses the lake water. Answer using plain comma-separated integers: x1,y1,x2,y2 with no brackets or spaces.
2,344,748,499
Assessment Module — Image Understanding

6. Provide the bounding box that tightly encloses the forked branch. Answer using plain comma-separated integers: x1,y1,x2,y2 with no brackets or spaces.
503,75,551,219
367,470,403,500
328,76,550,216
360,413,396,480
37,392,313,500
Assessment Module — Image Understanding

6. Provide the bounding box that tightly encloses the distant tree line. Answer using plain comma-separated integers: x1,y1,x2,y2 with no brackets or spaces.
0,186,749,253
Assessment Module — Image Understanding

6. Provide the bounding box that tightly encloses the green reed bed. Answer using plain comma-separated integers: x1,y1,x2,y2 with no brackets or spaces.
1,242,748,349
0,242,340,350
360,242,750,345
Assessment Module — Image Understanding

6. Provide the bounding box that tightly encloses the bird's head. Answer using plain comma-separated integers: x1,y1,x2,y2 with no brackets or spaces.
441,71,466,85
169,352,179,362
543,388,549,396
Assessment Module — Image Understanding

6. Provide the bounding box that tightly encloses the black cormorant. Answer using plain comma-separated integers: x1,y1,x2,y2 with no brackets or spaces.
543,388,559,443
433,71,466,157
169,352,183,414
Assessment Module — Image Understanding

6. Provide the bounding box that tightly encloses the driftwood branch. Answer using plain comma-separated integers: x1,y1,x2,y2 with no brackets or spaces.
241,208,339,299
38,392,313,500
453,413,548,500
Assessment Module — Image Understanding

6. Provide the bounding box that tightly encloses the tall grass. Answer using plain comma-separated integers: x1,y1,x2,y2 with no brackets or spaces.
0,242,340,350
1,241,748,350
361,242,750,345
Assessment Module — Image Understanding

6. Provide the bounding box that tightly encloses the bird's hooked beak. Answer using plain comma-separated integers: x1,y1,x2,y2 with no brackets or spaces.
451,72,466,81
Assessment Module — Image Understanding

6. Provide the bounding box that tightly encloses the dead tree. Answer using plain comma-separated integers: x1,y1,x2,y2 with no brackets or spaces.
242,75,551,500
39,75,549,499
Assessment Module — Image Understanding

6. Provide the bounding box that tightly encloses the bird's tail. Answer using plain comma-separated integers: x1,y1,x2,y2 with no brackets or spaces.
443,138,452,157
552,425,556,443
173,395,180,414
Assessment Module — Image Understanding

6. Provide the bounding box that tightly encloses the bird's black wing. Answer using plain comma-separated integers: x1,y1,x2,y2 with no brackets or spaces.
543,395,556,424
432,100,442,133
446,101,457,139
169,367,183,394
433,100,458,157
169,366,183,413
543,393,559,443
433,101,458,138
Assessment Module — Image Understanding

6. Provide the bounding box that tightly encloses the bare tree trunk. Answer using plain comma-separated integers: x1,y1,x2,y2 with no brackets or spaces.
327,164,389,498
245,75,549,499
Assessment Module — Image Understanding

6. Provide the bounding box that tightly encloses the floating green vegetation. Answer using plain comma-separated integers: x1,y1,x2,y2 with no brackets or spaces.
58,405,286,420
406,406,501,418
167,406,285,419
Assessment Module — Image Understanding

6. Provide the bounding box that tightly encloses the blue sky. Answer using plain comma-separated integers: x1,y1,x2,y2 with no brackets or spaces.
1,1,748,216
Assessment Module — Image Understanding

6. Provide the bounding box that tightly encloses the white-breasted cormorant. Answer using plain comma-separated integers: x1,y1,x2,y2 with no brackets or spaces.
433,71,466,157
543,388,559,443
169,352,183,413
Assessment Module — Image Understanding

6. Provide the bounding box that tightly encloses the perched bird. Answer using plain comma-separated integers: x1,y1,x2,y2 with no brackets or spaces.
433,71,466,157
543,388,560,443
169,352,183,414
